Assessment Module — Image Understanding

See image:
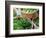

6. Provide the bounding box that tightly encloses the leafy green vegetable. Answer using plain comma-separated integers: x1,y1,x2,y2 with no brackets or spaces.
21,8,38,14
13,18,32,30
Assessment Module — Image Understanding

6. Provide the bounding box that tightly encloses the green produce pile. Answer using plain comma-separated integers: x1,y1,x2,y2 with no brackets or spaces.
13,18,32,30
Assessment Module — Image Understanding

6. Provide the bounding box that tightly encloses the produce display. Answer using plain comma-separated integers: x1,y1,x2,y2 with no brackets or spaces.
13,8,39,30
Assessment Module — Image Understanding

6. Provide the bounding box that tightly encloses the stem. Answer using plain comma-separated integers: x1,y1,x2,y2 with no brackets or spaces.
26,18,38,29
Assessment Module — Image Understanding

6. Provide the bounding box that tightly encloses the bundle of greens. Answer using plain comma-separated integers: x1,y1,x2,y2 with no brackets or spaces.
13,17,32,30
